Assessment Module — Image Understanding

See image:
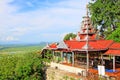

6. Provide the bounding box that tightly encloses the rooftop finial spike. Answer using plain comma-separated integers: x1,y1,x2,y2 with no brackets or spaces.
86,4,89,16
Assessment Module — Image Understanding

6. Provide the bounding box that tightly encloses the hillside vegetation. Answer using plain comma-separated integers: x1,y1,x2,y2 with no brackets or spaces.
0,45,48,80
0,45,43,54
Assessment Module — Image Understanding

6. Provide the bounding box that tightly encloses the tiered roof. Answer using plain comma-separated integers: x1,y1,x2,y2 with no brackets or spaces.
71,8,96,41
44,5,120,56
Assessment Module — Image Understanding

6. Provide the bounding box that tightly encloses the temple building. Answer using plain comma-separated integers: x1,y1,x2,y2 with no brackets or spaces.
41,5,120,76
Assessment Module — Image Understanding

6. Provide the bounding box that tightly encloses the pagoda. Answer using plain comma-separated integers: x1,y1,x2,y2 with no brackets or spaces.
41,5,120,76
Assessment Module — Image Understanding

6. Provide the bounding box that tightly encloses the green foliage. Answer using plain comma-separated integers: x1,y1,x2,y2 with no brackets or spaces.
89,0,120,37
44,50,53,62
89,0,120,26
107,26,120,42
70,77,76,80
0,52,49,80
63,33,76,40
63,75,69,80
62,76,76,80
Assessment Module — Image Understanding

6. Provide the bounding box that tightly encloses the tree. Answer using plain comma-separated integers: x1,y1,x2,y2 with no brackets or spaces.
0,52,50,80
89,0,120,38
63,33,76,40
107,26,120,42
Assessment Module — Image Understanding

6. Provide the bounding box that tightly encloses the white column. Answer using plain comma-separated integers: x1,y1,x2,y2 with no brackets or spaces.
53,50,55,62
53,50,54,56
113,56,115,72
72,52,74,66
86,51,89,71
61,51,63,63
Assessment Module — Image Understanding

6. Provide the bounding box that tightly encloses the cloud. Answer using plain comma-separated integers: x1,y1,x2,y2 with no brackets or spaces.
39,32,69,42
26,1,34,7
0,0,90,43
1,36,18,42
5,36,18,41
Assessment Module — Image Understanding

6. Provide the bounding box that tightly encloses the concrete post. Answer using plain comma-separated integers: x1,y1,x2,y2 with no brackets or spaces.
113,56,115,72
86,52,89,72
72,52,74,66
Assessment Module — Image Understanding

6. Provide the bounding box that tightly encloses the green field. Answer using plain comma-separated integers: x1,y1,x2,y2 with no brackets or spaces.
0,45,44,54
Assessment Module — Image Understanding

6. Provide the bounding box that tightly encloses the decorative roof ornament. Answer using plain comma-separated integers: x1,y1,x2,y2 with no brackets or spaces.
83,4,90,50
57,41,68,49
79,4,95,39
46,43,49,47
75,33,81,41
43,43,49,49
82,42,93,50
83,35,89,40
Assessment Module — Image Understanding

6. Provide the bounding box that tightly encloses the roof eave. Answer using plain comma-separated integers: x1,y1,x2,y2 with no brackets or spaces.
71,48,108,52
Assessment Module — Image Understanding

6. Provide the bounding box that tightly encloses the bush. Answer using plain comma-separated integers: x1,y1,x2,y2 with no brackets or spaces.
0,52,48,80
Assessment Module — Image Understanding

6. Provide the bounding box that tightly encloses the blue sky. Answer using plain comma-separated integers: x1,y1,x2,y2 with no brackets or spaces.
0,0,91,44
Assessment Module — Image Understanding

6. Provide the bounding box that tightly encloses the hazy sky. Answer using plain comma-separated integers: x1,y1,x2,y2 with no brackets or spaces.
0,0,91,44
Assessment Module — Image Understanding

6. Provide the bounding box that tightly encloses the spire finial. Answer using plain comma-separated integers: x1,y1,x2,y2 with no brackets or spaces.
86,4,89,16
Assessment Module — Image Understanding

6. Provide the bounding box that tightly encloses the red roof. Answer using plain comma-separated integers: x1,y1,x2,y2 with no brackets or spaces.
105,42,120,56
65,41,85,50
64,40,113,51
109,42,120,49
92,40,113,49
79,34,86,40
105,50,120,56
48,43,57,48
79,34,96,40
47,39,115,53
90,34,96,40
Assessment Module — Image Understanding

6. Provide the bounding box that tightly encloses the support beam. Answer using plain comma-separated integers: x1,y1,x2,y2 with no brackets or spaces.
53,50,54,56
72,52,74,66
101,54,104,65
113,56,115,72
61,51,63,63
53,50,55,62
86,51,89,72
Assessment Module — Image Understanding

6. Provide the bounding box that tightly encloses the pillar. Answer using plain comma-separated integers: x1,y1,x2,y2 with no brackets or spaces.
113,56,115,72
61,51,63,63
53,50,55,62
101,54,104,65
72,52,74,66
86,51,89,72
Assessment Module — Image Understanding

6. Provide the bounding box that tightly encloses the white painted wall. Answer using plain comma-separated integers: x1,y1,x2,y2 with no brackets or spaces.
50,62,85,75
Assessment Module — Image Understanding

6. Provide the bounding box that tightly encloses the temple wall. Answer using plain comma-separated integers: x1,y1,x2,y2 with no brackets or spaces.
50,62,85,75
46,67,81,80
